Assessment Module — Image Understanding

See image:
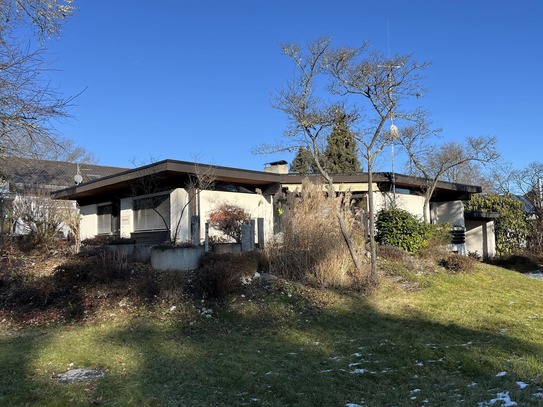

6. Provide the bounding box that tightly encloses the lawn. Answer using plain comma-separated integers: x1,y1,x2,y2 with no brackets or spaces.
1,258,543,406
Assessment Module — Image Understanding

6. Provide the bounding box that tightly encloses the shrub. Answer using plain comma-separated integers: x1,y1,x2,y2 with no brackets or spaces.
465,194,528,256
419,223,452,261
440,253,475,273
81,235,128,246
209,204,251,243
376,208,430,254
267,179,367,289
108,237,137,245
191,252,262,300
377,244,409,262
10,189,76,249
488,253,541,273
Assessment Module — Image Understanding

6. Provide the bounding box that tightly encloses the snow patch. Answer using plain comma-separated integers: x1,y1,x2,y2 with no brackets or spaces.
477,391,517,406
516,381,529,389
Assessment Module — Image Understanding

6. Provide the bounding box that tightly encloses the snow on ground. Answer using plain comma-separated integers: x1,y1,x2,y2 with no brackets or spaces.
477,391,517,406
526,272,543,279
325,341,542,406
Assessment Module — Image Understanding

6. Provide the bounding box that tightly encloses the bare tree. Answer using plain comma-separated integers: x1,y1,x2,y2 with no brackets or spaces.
10,187,76,247
0,0,75,42
325,43,430,281
259,38,430,282
511,162,543,252
509,162,543,203
0,1,93,165
401,131,499,222
258,37,364,276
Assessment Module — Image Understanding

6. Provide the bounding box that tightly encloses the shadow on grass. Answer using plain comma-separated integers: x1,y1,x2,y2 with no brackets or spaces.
488,254,543,273
0,250,159,326
90,291,543,406
2,263,543,406
0,331,50,405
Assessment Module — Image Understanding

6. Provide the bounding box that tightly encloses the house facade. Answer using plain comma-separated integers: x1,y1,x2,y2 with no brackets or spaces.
0,156,127,236
50,159,496,258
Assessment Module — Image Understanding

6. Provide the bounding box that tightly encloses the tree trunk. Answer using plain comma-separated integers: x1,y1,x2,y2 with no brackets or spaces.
367,162,378,282
423,196,431,223
422,184,436,223
336,207,363,272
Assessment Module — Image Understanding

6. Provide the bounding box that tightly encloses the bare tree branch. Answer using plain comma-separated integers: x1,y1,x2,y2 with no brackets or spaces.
326,43,429,280
262,37,364,275
401,130,500,222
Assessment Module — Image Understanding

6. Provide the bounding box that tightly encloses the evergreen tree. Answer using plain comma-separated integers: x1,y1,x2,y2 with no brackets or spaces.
290,146,318,173
323,111,361,174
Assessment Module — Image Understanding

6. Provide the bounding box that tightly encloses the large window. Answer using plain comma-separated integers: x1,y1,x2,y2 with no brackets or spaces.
97,204,113,234
133,194,170,231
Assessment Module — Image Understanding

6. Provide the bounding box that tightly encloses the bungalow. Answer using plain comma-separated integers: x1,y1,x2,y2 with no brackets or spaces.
50,159,496,258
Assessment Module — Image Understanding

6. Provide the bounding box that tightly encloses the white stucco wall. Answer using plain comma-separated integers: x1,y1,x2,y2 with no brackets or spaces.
79,204,98,240
432,201,465,227
78,189,272,245
466,219,496,259
120,198,133,238
170,188,190,243
199,190,274,244
373,192,426,219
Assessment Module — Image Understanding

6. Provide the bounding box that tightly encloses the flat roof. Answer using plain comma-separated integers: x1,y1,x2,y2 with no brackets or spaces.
51,159,482,203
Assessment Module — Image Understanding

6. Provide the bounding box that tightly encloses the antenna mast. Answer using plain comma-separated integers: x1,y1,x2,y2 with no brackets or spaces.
387,20,397,206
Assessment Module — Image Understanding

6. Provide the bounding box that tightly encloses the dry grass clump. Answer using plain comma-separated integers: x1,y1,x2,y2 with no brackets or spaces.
440,253,476,273
377,244,409,262
267,179,367,289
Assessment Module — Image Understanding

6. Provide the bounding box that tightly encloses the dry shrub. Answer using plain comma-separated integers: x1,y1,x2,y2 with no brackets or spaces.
378,244,409,262
157,271,187,303
440,253,476,273
268,179,367,289
191,252,261,300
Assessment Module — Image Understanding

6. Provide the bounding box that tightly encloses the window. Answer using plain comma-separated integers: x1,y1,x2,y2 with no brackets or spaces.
133,194,170,231
97,204,113,234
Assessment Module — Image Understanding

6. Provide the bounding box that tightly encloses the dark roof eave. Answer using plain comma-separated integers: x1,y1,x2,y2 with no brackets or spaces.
51,160,483,201
51,159,284,200
465,210,501,220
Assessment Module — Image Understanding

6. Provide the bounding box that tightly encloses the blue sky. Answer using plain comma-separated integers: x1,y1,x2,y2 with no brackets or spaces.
44,0,542,172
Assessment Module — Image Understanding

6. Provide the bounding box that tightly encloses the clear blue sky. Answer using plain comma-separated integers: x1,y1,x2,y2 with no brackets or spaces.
45,0,542,172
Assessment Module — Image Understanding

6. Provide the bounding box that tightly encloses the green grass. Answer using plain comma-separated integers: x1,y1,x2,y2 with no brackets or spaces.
2,264,543,406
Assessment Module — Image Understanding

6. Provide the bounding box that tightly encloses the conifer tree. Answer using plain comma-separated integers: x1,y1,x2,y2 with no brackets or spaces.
290,146,318,173
323,111,360,174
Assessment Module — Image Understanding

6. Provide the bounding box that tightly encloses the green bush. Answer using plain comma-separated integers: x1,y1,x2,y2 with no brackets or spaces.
465,193,528,256
376,208,430,254
488,253,540,273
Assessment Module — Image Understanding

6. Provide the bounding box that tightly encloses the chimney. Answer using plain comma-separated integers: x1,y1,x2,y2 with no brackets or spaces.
264,160,289,174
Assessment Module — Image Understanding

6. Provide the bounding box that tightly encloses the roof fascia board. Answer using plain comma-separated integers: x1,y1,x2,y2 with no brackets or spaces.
51,159,482,200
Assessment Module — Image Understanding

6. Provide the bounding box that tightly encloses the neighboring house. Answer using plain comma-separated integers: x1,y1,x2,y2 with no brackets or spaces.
0,156,127,235
50,159,496,257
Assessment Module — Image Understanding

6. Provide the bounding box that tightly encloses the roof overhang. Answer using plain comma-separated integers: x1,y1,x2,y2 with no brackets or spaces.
464,210,501,220
51,160,483,205
51,159,283,204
